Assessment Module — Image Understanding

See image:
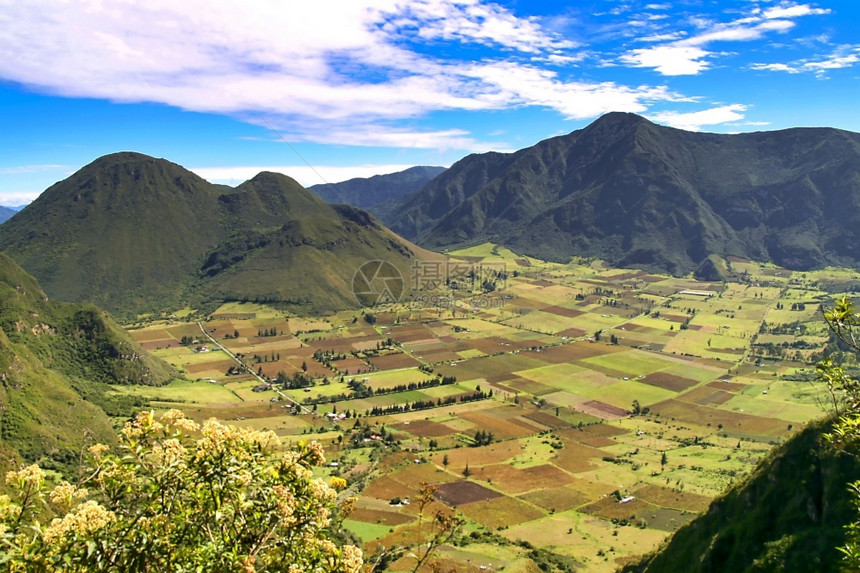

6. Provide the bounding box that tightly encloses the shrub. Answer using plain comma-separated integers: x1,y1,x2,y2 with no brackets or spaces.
0,410,361,572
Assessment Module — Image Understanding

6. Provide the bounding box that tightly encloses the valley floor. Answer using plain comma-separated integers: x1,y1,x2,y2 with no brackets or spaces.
122,248,847,571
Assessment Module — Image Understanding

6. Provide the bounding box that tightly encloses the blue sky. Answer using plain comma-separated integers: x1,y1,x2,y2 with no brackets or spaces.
0,0,858,205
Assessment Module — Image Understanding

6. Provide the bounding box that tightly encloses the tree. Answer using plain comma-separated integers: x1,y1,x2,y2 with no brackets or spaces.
463,463,471,478
442,454,449,468
0,410,362,572
820,296,860,568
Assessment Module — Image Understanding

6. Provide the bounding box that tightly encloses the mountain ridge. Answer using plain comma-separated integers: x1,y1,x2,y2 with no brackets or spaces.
379,113,860,275
0,153,439,318
309,165,446,212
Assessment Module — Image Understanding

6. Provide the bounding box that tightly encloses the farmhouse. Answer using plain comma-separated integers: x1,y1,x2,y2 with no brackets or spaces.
678,290,714,297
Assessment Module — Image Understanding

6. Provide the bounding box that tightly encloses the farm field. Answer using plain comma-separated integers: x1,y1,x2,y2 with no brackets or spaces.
124,250,858,571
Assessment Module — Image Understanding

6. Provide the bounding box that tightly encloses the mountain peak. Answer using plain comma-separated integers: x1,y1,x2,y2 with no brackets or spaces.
579,112,653,139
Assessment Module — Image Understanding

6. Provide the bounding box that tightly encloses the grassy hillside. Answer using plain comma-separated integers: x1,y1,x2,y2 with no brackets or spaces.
623,417,859,573
0,155,439,318
0,253,175,472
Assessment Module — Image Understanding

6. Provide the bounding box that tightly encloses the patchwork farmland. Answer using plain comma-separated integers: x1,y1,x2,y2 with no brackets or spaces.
124,248,850,571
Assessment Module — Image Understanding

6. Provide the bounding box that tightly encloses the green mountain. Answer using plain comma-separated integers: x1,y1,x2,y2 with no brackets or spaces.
309,166,446,212
0,253,175,472
0,206,16,224
623,418,859,573
381,113,860,275
0,153,439,318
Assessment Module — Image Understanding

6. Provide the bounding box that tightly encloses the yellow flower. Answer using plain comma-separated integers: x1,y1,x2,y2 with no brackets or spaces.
160,410,200,433
329,476,347,491
341,545,364,573
151,438,186,467
5,464,45,489
310,478,336,503
42,500,114,543
88,443,110,459
49,482,88,510
305,441,326,465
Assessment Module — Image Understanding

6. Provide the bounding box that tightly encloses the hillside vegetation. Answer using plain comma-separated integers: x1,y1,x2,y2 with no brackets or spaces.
0,153,439,318
0,253,175,471
622,417,858,572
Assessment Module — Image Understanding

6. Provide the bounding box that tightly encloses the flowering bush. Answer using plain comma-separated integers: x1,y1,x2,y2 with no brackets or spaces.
0,410,362,572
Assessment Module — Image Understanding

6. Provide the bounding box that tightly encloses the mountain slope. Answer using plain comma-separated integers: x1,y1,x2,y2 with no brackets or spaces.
0,253,175,472
309,166,446,212
382,113,860,274
0,154,440,317
0,152,223,314
623,418,859,573
0,206,16,224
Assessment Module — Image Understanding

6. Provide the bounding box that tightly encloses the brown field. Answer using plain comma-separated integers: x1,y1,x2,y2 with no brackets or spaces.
648,399,788,437
580,400,629,419
633,484,711,512
368,353,420,370
679,387,734,405
435,353,545,381
420,348,462,363
389,325,432,343
130,329,173,342
431,440,522,468
397,419,455,437
523,410,567,428
331,357,367,373
433,480,503,506
642,372,699,392
184,359,236,374
363,475,416,501
542,305,586,318
460,409,546,439
706,380,747,392
580,496,653,521
518,486,591,512
550,441,605,474
558,327,588,338
457,495,545,529
349,507,414,526
140,340,175,350
390,462,459,487
481,463,572,495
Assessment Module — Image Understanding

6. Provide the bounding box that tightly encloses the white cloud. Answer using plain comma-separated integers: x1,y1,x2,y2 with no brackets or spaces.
763,3,831,20
619,1,828,76
803,52,860,72
649,104,749,131
0,164,70,175
751,62,800,73
621,45,710,75
382,0,577,53
0,0,689,151
0,191,43,206
191,163,449,188
751,45,860,75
